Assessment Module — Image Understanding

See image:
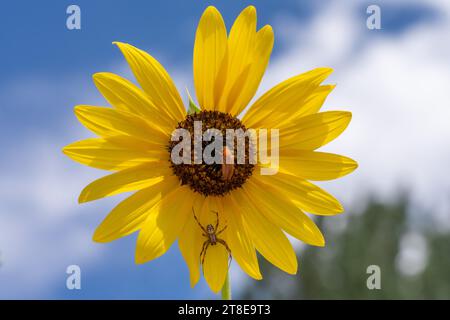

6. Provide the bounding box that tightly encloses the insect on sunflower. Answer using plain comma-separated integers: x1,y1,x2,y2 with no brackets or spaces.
63,5,358,295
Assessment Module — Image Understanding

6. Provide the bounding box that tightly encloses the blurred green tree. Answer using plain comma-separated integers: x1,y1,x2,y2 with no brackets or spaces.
241,197,450,299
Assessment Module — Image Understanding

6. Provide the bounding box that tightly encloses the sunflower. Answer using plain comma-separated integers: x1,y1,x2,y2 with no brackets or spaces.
63,5,357,294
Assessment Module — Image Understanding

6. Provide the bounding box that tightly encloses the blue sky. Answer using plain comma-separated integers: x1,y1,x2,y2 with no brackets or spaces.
1,0,449,299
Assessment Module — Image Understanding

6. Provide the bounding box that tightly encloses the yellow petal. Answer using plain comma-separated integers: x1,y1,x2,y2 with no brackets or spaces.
103,135,163,151
203,239,229,293
93,175,179,242
74,105,168,144
242,68,333,128
278,84,336,126
92,72,176,132
114,42,185,122
254,170,343,215
178,195,207,287
79,162,172,203
218,6,257,113
279,111,352,150
243,179,325,246
227,6,257,82
135,185,195,263
232,190,297,274
193,6,227,111
222,65,251,115
230,25,274,116
62,138,162,170
278,150,358,180
224,195,261,279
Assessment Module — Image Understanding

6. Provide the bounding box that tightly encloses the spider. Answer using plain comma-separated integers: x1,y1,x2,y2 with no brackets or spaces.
192,208,232,267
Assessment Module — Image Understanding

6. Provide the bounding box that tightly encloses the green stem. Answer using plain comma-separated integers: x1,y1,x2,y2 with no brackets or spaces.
221,271,231,300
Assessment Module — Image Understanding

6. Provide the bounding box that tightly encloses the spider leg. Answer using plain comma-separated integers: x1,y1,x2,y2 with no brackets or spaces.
217,239,232,268
216,225,227,236
211,210,219,231
193,208,208,234
201,242,210,267
199,240,208,264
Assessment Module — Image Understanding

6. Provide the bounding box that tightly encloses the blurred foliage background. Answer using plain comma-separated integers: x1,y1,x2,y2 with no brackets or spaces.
240,197,450,299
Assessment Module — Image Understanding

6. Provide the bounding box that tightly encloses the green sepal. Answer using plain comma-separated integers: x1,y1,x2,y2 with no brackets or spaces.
187,88,201,114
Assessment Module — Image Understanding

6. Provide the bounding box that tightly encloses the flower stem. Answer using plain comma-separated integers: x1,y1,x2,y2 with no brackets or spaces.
221,271,231,300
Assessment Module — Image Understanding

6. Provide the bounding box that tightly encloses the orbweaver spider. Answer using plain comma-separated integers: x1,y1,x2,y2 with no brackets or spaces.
192,208,232,267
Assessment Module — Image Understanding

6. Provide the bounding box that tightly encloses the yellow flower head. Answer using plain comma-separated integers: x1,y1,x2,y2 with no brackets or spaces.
63,6,358,293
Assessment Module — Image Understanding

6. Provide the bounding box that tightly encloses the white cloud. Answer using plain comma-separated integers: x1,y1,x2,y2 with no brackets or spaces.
0,138,103,298
0,75,107,298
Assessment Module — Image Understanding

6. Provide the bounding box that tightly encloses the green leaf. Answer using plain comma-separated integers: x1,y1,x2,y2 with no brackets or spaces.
187,88,200,114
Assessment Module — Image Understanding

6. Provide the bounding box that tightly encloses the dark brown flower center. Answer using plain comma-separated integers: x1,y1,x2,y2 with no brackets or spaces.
167,110,254,196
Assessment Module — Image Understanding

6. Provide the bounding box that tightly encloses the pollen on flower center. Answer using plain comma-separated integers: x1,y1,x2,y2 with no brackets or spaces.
167,110,254,196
